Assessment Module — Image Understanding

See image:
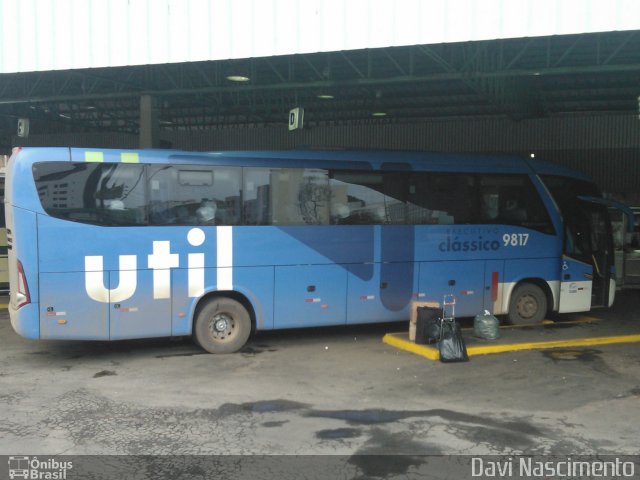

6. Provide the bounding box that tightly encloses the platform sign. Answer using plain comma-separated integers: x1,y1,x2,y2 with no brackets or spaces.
17,118,29,138
288,107,304,131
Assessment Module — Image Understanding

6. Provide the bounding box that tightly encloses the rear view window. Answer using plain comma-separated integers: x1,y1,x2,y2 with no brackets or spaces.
33,161,243,227
33,162,148,226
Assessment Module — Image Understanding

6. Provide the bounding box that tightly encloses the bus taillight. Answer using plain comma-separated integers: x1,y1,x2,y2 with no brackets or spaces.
16,260,30,309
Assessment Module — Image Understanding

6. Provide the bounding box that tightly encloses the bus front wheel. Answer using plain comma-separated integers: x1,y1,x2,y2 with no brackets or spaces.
193,297,251,353
507,283,547,325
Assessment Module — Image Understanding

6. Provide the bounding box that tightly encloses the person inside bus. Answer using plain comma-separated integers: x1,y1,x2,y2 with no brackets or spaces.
499,198,527,224
331,202,350,224
107,199,125,211
196,199,217,224
150,202,177,225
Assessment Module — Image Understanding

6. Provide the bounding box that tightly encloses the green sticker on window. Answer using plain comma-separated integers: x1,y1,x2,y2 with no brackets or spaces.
85,151,104,163
121,152,140,163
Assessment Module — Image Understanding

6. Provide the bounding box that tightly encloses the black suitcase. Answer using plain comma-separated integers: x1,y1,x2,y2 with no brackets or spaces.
415,306,441,344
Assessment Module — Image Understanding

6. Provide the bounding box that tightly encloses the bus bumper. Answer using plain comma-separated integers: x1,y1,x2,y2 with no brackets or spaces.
9,303,40,339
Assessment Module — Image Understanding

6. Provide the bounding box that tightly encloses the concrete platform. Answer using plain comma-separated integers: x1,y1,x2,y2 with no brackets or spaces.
383,315,640,361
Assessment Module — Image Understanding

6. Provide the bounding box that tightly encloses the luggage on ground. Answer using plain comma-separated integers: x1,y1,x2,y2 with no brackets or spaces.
439,318,469,363
473,310,501,340
438,295,469,363
415,306,441,344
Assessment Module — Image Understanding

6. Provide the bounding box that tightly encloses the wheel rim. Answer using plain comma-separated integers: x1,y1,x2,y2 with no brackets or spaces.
209,313,236,341
516,294,538,319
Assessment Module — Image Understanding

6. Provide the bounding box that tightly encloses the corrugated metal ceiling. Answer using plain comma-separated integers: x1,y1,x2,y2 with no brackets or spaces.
1,30,639,137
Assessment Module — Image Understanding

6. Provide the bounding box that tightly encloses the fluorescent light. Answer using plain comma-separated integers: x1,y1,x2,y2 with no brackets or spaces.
226,75,250,82
372,112,387,117
59,113,71,119
317,94,334,99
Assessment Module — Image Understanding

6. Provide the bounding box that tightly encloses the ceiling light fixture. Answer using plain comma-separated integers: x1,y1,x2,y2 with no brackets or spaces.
317,94,334,100
226,75,250,82
372,112,387,117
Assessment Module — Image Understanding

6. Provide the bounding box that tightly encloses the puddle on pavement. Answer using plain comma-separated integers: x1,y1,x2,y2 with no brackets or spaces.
155,351,208,358
542,349,602,362
241,399,308,413
240,346,278,355
316,428,362,440
262,420,289,428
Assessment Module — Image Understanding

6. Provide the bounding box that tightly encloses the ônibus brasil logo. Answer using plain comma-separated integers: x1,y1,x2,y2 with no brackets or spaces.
7,456,73,480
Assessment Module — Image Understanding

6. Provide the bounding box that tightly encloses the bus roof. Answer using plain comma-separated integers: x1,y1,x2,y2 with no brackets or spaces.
12,146,593,181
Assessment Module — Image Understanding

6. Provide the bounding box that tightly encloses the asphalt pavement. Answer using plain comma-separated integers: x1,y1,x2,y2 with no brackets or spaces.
1,291,639,458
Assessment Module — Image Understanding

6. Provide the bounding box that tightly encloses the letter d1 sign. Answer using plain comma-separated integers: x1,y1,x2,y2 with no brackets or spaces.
17,118,30,138
288,107,304,130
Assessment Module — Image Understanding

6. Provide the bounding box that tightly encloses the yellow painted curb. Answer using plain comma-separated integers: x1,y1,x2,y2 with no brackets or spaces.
383,332,441,360
491,316,598,330
0,303,8,309
383,332,640,361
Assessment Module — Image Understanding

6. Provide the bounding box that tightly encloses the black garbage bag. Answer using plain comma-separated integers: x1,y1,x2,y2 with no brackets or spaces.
415,306,441,344
438,319,469,363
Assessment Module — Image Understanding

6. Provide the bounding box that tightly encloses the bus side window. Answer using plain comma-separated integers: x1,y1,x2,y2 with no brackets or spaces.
148,166,176,225
329,172,405,225
95,163,148,226
273,169,330,225
209,167,241,225
243,168,271,225
409,173,477,225
34,162,103,223
244,168,331,226
149,166,242,226
479,175,554,234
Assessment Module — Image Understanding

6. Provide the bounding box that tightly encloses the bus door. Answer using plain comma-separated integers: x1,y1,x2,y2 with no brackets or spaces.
559,201,612,312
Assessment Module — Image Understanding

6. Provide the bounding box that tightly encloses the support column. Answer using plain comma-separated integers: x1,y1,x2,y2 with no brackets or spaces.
139,94,160,149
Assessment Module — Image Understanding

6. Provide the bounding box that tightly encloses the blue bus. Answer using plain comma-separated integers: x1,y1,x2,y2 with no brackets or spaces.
5,147,630,353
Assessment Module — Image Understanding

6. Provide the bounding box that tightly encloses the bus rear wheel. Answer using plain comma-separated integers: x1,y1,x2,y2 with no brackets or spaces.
193,297,251,353
507,283,547,325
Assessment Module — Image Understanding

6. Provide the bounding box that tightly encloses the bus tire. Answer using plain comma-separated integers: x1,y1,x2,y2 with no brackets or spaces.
507,283,547,325
193,297,251,354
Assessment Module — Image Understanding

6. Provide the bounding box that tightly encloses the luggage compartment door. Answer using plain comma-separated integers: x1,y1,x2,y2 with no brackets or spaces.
274,265,347,328
109,269,172,340
40,272,109,340
347,262,415,324
418,261,485,317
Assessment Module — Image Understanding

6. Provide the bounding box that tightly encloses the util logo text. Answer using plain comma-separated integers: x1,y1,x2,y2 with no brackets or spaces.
85,227,231,303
